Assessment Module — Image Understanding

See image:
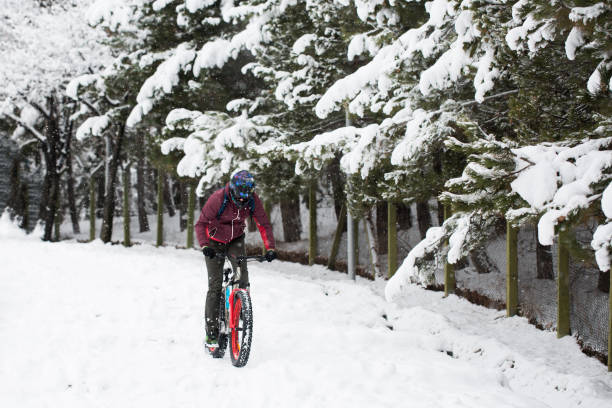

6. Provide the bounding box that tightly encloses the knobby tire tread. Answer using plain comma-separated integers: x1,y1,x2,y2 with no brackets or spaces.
209,296,227,359
230,290,253,367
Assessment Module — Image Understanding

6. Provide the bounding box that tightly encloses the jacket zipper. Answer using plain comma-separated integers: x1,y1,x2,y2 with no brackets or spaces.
230,207,240,241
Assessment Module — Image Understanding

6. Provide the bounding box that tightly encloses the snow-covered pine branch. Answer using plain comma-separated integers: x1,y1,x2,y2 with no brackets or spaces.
76,114,112,141
592,182,612,272
507,0,611,95
509,137,612,251
161,108,282,194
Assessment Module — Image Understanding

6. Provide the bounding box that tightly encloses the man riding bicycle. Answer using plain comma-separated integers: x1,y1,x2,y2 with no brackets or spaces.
195,170,276,349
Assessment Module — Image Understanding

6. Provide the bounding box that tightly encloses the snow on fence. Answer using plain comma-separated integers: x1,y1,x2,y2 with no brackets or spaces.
420,220,610,368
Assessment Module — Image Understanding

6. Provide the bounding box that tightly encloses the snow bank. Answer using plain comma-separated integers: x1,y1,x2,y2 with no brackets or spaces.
385,226,445,301
0,211,26,239
2,237,611,407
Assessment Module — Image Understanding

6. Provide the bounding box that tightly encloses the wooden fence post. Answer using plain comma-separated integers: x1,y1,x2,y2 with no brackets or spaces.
156,169,164,247
328,204,346,269
309,181,317,265
557,226,570,338
388,201,398,278
506,219,518,317
187,182,196,249
89,179,96,242
444,204,455,296
123,167,131,247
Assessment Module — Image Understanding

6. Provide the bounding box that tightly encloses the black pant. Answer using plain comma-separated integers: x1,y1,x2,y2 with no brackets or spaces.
205,235,248,338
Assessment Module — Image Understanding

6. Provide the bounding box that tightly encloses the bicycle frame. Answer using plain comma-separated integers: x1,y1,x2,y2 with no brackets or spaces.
221,254,263,322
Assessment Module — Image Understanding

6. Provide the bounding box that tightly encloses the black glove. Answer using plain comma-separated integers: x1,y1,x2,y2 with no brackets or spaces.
265,249,277,262
202,246,215,259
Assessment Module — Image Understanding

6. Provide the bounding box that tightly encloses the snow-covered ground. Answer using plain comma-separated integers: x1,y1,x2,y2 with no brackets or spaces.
1,216,611,408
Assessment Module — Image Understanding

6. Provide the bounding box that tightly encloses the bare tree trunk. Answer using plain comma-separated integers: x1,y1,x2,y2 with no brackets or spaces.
186,182,196,248
280,195,301,242
178,181,187,231
7,155,23,216
136,136,149,232
597,271,610,293
364,211,381,278
536,227,554,279
100,122,126,243
388,202,398,277
19,183,29,230
54,182,62,241
7,154,30,230
156,168,164,247
397,202,412,230
416,200,432,240
327,156,345,221
598,271,610,293
42,97,61,242
376,202,387,255
327,204,346,270
247,215,257,232
89,178,96,241
65,120,80,234
436,200,445,226
163,173,176,217
308,181,317,265
104,133,111,198
38,172,50,224
97,170,105,215
469,246,498,274
123,165,131,246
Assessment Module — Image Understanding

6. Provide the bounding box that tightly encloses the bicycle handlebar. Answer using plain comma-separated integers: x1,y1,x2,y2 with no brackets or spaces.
213,251,266,264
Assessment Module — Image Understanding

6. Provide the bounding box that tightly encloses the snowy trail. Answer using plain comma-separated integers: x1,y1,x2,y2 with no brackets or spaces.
1,234,611,408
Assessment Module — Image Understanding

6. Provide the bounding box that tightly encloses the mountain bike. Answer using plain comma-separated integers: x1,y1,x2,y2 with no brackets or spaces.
207,251,265,367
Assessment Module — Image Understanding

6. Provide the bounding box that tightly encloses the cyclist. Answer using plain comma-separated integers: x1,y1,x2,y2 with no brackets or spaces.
195,170,276,349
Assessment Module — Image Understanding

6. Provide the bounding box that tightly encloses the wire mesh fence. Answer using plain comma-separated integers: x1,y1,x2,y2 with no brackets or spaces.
429,223,610,364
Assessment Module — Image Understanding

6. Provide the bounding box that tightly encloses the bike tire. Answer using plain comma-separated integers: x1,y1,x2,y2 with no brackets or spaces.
209,297,228,359
229,290,253,367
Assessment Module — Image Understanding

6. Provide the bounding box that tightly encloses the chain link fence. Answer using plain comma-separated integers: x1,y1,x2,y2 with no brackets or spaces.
425,223,609,364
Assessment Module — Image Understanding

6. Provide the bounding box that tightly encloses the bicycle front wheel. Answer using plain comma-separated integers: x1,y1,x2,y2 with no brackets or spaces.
229,289,253,367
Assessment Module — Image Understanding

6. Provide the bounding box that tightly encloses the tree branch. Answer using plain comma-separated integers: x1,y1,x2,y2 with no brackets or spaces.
89,161,104,177
28,101,52,120
105,95,122,106
460,89,519,108
3,111,46,143
18,138,39,150
78,98,102,116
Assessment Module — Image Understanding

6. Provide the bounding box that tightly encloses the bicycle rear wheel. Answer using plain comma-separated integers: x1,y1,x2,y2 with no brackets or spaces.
209,297,228,359
229,289,253,367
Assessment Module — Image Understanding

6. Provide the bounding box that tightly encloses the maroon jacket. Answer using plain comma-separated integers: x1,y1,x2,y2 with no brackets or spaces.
195,185,275,250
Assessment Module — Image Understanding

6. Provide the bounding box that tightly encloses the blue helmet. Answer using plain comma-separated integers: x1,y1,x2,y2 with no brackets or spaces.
229,170,255,206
